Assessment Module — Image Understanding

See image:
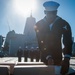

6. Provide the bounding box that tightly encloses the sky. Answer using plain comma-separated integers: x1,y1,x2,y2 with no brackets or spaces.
0,0,75,41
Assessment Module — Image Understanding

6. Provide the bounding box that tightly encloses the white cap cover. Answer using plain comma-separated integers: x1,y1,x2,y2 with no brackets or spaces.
43,1,60,11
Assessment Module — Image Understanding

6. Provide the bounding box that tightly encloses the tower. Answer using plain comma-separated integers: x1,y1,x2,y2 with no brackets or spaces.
24,14,38,49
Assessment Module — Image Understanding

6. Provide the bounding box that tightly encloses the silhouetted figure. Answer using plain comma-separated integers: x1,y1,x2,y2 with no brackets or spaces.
17,47,23,62
24,47,28,62
35,47,40,62
34,1,73,75
30,47,34,62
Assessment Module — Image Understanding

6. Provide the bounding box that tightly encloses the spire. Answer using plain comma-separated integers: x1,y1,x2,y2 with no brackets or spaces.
30,10,32,17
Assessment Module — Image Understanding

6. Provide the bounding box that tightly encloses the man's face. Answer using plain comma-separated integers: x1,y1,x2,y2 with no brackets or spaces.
44,10,57,22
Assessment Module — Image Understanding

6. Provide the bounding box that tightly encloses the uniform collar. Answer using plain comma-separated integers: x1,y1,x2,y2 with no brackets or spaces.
43,16,60,25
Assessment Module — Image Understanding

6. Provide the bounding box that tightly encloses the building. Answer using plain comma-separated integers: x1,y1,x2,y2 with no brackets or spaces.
0,35,4,50
24,14,38,49
4,30,24,56
9,33,25,56
0,35,3,50
4,15,38,56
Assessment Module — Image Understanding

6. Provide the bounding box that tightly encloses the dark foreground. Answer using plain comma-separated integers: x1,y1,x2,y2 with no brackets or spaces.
0,57,75,75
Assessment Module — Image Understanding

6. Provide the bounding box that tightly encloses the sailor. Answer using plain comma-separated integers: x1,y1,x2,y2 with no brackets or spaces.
30,47,34,62
24,46,28,62
34,1,73,74
17,46,23,62
35,47,40,62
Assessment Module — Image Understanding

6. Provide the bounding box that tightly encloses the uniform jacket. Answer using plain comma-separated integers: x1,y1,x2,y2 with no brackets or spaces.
35,16,73,59
17,49,23,57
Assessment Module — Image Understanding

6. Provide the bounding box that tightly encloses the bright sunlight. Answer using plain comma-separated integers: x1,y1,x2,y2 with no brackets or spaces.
13,0,37,17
